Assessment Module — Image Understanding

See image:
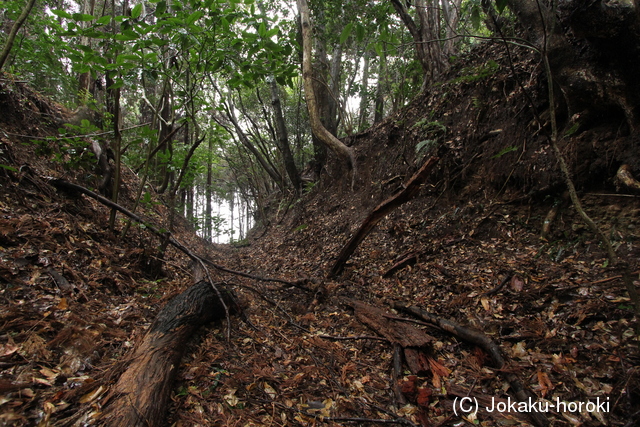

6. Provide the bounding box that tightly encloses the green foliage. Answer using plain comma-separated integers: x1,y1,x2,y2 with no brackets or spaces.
491,146,519,159
0,0,75,103
452,60,500,84
563,122,581,137
413,119,446,162
33,119,102,170
415,139,439,162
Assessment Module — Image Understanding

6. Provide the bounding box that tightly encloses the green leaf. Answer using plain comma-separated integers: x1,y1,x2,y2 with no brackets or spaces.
187,10,204,25
155,1,167,15
340,23,353,45
374,42,384,58
495,0,508,14
52,9,73,19
258,22,267,37
96,15,111,25
491,146,519,159
108,79,124,90
144,52,158,62
132,4,143,19
356,23,365,43
471,5,481,31
0,164,18,173
115,29,140,41
73,13,95,22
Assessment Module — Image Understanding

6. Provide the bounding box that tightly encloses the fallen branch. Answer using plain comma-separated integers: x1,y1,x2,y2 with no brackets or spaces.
330,156,439,277
318,334,389,342
48,178,310,292
393,303,549,427
482,274,513,297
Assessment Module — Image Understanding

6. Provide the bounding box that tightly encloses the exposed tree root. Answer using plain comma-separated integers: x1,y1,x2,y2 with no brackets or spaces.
393,303,549,427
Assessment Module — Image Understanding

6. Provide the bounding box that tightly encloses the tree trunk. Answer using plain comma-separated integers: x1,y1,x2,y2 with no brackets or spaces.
506,0,640,129
269,79,302,192
358,50,371,131
100,281,234,427
390,0,446,87
374,56,385,124
327,43,342,136
0,0,37,72
297,0,356,185
206,137,213,241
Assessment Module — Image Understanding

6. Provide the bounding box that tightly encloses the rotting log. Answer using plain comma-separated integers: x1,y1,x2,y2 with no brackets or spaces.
346,299,434,375
329,156,439,278
99,281,235,427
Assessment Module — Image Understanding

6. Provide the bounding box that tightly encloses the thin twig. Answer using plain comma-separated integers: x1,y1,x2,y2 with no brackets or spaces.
318,334,390,342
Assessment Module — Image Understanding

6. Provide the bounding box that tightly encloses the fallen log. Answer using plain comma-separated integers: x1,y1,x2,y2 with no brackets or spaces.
329,156,439,278
99,281,235,427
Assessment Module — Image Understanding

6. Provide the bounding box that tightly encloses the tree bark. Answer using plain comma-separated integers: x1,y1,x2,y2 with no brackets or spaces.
100,281,234,427
0,0,37,72
390,0,446,87
269,78,302,192
297,0,356,185
506,0,640,129
358,51,371,131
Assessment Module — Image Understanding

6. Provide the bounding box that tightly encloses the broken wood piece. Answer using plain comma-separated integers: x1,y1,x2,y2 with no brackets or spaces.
540,200,560,239
392,344,407,406
100,281,235,427
616,164,640,192
329,156,439,278
347,300,434,349
403,348,430,376
347,300,434,381
393,303,549,427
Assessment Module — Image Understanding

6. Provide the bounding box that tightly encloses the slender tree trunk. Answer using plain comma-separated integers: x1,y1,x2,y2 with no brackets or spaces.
77,0,97,104
327,43,343,135
358,51,371,131
390,0,446,87
206,137,213,241
0,0,37,72
297,0,356,186
441,0,462,57
268,79,302,192
374,56,385,124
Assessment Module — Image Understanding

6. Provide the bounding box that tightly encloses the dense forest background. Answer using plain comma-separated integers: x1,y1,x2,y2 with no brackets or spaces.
2,0,640,426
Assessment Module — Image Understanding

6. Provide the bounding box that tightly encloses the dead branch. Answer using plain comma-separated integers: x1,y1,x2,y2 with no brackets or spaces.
318,334,389,342
330,156,439,277
482,274,513,297
393,303,549,427
48,178,310,292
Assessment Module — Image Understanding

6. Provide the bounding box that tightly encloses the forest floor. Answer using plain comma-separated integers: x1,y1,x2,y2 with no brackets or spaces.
1,40,640,427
